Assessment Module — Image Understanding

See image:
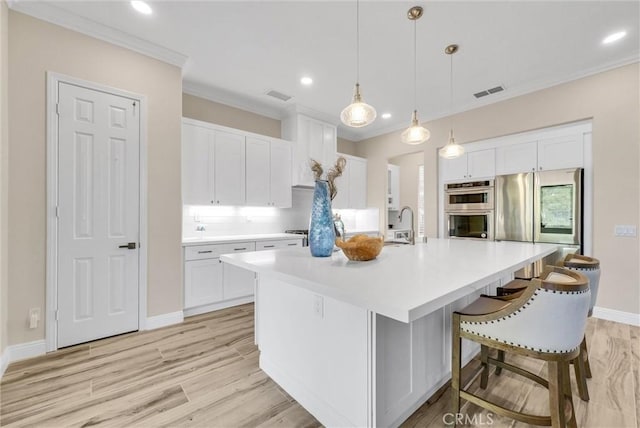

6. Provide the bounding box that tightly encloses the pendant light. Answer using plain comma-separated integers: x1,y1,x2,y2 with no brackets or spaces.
401,6,430,145
439,44,465,159
341,0,376,128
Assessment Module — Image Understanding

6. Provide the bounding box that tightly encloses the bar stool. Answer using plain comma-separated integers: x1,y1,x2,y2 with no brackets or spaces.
451,266,590,427
559,253,600,401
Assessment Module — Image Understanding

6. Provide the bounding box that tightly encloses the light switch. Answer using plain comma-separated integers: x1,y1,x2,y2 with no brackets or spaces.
614,225,637,237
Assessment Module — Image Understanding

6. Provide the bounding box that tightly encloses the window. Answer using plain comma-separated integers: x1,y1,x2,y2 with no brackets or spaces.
418,165,425,237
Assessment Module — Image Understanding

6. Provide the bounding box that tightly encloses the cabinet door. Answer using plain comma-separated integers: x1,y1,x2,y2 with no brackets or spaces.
538,133,583,171
467,149,495,179
295,117,315,187
388,164,400,210
349,158,367,209
441,154,468,182
495,141,537,175
270,139,292,207
184,258,223,308
332,155,349,209
246,137,271,206
223,264,255,300
182,123,213,205
214,130,246,205
322,124,337,173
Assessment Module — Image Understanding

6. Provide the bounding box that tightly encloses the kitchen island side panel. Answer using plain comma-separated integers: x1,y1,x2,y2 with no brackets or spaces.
257,276,371,427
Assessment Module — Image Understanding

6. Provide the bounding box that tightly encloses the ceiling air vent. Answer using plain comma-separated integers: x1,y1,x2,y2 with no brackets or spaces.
265,89,293,102
473,85,505,99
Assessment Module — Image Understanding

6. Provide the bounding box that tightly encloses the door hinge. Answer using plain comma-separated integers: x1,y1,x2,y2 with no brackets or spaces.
55,205,60,218
55,103,60,116
55,310,59,321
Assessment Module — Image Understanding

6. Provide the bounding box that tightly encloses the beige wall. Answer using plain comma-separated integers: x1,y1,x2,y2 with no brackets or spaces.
389,152,424,233
337,137,358,156
183,93,281,138
8,11,183,345
357,63,640,315
0,0,8,357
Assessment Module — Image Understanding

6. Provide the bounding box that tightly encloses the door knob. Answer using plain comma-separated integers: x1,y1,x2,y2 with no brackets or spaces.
118,242,137,250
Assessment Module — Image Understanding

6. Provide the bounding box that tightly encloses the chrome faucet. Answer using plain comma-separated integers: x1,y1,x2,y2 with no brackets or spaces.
398,206,415,245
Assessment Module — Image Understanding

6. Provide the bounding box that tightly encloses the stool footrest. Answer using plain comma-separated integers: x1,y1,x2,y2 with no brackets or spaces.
460,390,552,426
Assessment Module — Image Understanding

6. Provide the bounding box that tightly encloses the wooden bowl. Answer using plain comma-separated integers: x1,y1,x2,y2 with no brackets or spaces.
335,235,384,261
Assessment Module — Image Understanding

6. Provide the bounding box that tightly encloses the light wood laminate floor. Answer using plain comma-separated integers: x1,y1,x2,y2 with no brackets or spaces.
1,304,638,427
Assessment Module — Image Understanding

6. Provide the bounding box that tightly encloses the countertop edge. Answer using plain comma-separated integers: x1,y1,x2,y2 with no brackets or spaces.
182,233,305,246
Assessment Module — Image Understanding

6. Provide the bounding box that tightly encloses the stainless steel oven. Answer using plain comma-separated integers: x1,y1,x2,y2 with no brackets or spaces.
446,211,494,240
445,180,494,211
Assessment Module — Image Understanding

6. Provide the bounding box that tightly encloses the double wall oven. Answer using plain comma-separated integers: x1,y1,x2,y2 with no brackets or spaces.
445,180,494,240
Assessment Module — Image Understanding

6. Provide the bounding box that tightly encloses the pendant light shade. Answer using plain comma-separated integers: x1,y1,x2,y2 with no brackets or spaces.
403,6,430,145
341,0,376,128
401,110,431,145
439,44,465,159
341,83,377,128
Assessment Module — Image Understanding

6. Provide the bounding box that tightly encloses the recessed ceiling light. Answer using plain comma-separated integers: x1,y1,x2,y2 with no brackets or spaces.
602,31,626,45
300,76,313,86
381,113,392,119
131,0,152,15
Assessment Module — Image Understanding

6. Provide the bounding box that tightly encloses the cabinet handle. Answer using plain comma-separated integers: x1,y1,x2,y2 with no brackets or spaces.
197,250,213,254
263,245,275,248
210,200,214,204
234,247,247,251
287,243,298,246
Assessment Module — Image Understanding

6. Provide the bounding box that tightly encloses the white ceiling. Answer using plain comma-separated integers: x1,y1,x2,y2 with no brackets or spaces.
12,1,640,141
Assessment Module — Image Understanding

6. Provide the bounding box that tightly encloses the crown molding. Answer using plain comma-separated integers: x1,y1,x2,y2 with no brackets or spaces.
7,0,188,68
182,80,285,121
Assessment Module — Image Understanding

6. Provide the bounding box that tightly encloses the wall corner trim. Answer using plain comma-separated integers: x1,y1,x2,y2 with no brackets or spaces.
592,306,640,327
145,311,184,331
4,340,47,373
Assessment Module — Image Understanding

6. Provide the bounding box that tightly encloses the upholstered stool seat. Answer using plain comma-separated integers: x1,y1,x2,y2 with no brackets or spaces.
559,253,601,401
451,267,590,427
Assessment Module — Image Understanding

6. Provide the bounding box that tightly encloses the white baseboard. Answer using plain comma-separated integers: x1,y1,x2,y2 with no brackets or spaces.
3,340,48,375
592,306,640,327
183,296,254,318
0,349,8,378
145,311,184,330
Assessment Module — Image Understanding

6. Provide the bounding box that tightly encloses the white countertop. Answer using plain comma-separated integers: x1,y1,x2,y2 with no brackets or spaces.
182,233,304,247
221,238,559,323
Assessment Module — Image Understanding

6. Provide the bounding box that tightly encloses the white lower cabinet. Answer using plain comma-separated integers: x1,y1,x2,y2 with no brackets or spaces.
184,237,304,315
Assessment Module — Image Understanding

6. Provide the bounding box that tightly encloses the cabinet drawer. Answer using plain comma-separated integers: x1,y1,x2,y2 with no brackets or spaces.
185,241,256,261
256,239,303,251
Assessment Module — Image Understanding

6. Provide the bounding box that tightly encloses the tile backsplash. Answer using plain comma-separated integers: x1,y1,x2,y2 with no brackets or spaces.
183,188,379,239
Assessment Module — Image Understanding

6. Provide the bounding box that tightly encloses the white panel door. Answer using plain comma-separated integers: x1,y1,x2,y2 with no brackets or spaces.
182,123,213,205
214,130,245,205
57,82,139,348
245,137,270,206
270,139,292,207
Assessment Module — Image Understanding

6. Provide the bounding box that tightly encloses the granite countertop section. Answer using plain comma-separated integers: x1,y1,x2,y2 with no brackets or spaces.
182,233,304,247
221,238,559,323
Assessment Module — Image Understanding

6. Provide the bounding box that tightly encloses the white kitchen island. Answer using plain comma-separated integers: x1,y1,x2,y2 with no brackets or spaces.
221,239,559,428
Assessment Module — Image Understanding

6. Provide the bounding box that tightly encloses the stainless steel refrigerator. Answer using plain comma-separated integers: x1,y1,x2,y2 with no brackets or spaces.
495,168,583,278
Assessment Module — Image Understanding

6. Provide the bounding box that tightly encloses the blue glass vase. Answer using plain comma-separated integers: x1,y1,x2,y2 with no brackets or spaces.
309,180,335,257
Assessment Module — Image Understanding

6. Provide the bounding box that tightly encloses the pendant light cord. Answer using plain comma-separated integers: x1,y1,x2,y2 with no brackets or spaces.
413,18,417,111
356,0,360,83
449,50,453,131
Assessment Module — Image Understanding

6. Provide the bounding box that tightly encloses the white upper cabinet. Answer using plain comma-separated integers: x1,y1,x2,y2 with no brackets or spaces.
387,164,400,211
441,149,495,182
537,133,583,171
333,154,367,209
214,130,246,205
182,122,213,205
282,113,337,187
495,132,583,175
182,118,291,207
495,140,538,175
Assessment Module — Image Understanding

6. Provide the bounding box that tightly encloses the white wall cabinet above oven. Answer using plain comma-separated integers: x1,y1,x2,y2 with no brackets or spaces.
281,113,337,187
333,153,367,209
182,118,292,208
441,149,495,182
495,132,583,175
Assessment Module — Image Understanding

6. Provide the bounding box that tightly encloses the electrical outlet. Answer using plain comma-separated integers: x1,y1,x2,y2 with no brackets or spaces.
29,307,40,329
313,295,324,318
